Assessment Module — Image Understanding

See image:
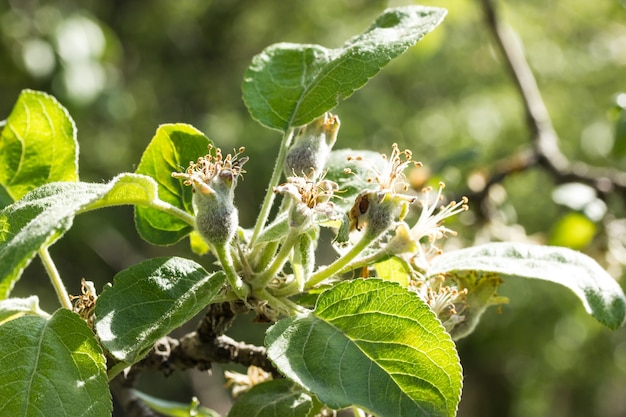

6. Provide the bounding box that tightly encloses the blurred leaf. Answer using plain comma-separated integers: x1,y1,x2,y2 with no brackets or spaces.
266,279,462,417
430,242,626,329
611,106,626,157
135,124,211,245
549,212,596,250
0,90,78,209
94,257,226,364
0,309,111,416
134,390,221,417
0,296,50,325
0,173,165,299
228,379,313,417
189,230,211,255
243,6,447,131
374,256,411,287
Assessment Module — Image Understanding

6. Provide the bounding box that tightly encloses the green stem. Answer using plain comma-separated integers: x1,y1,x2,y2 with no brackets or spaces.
253,229,300,289
150,199,195,226
335,247,392,276
268,277,301,297
305,233,374,289
214,244,249,300
255,287,304,316
249,128,295,246
39,248,73,310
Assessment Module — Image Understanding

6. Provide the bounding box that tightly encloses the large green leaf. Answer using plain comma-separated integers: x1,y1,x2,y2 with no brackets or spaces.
266,279,462,417
228,380,313,417
0,309,111,416
0,90,78,208
94,257,227,364
243,6,447,131
0,173,168,299
430,242,626,329
135,124,211,245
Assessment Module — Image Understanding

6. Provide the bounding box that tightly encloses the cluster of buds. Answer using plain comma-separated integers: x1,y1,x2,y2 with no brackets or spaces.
172,112,493,336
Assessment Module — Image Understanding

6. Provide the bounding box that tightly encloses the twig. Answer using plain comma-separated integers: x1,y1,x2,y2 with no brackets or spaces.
112,302,279,416
136,302,279,376
467,0,626,212
109,369,158,417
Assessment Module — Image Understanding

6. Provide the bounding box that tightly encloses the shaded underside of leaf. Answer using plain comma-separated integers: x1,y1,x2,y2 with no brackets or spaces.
94,257,227,364
266,279,462,417
0,89,78,208
228,379,313,417
430,242,626,329
135,123,211,245
242,6,447,131
0,309,111,416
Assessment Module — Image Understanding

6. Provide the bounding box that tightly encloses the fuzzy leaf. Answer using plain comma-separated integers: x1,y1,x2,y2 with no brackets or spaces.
0,174,167,299
0,309,111,416
135,124,211,245
94,257,226,364
0,296,50,325
228,380,313,417
266,279,462,417
430,242,626,329
0,90,78,209
243,6,447,131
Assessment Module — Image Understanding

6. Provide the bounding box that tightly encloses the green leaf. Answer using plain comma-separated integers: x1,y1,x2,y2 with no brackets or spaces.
135,123,211,245
0,89,78,208
94,257,226,364
430,242,626,329
243,6,447,131
324,149,385,212
0,309,111,416
134,390,221,417
228,380,313,417
375,256,411,287
0,173,168,299
0,296,50,325
266,279,462,417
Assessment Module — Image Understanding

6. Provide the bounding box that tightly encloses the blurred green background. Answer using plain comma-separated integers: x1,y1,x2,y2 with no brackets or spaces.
2,0,626,416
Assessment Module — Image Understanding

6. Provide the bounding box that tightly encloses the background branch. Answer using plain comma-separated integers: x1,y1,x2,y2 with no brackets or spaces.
464,0,626,216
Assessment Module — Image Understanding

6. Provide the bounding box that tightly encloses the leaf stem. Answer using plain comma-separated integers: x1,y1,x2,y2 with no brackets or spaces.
249,128,295,246
150,199,196,226
39,248,73,310
305,233,374,289
214,243,249,300
253,228,300,289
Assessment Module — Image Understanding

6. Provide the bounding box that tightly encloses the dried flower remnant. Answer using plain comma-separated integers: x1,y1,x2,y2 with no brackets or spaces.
224,366,272,398
70,278,98,327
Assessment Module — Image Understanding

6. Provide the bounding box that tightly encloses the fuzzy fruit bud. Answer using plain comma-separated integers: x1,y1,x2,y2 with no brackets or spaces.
172,146,247,248
284,113,340,179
